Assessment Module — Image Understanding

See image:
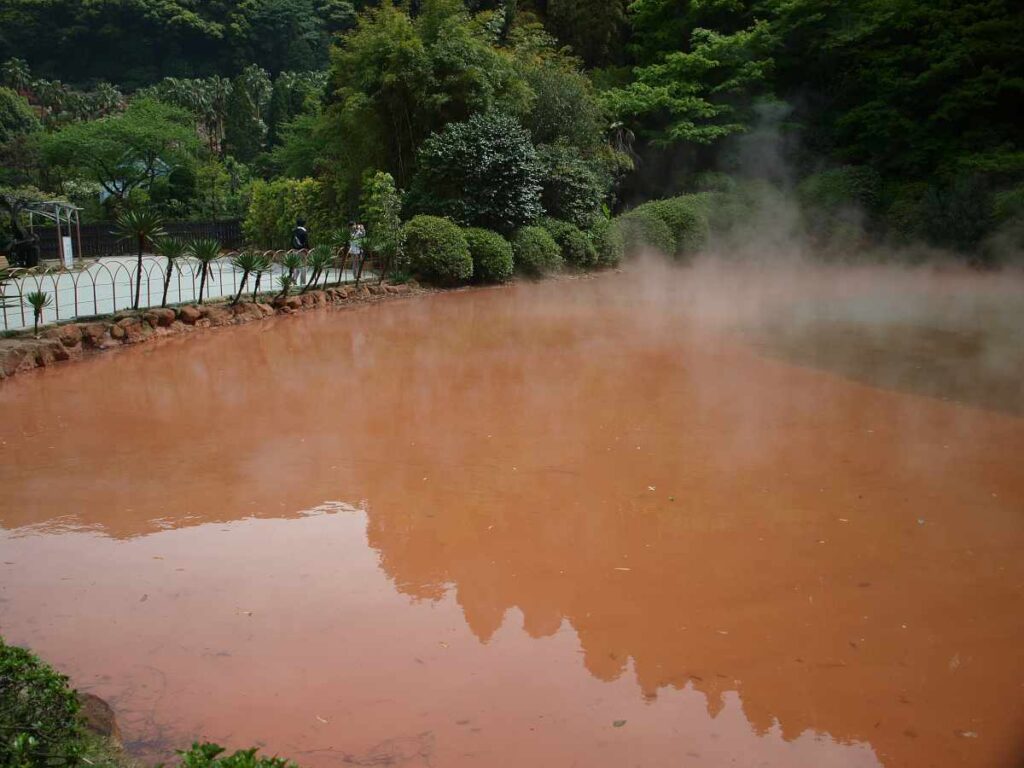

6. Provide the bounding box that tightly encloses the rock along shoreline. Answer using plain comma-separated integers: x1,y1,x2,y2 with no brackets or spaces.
0,281,421,382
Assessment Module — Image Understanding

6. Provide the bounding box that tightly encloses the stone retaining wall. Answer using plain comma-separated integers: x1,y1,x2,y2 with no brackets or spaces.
0,282,417,381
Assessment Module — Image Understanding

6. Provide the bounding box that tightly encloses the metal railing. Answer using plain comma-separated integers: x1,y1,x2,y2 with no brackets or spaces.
0,248,379,332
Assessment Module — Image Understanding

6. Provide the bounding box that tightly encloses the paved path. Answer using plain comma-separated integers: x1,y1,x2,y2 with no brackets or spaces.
1,256,367,331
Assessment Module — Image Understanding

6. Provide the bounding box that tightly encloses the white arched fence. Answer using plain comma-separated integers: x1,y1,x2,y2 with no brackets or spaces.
0,248,377,332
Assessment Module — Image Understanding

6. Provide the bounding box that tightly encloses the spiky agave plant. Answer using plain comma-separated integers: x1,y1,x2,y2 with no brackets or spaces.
230,249,261,305
187,238,221,304
25,290,52,337
154,236,188,308
249,252,273,301
277,274,294,298
302,244,334,293
114,208,166,310
281,251,303,285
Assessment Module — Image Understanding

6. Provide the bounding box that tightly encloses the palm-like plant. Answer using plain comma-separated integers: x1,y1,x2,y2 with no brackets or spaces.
249,252,273,301
302,245,334,293
1,58,32,96
154,236,188,308
25,290,52,337
230,250,261,305
187,238,221,304
281,251,303,285
277,274,294,298
114,208,166,310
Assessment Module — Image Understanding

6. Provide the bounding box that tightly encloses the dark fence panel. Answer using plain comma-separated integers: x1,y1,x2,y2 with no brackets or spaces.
37,220,243,259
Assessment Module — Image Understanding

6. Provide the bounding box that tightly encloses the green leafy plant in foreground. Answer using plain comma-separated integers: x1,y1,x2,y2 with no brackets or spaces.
187,238,221,304
177,743,298,768
0,637,83,768
25,290,52,337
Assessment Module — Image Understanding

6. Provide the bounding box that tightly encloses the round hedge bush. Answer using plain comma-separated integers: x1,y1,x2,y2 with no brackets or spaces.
512,226,562,276
633,195,711,256
617,210,675,256
589,218,624,267
539,218,598,269
403,215,473,284
463,227,514,283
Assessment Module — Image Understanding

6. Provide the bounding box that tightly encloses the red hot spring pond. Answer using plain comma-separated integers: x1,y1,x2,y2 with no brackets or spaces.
1,261,1023,768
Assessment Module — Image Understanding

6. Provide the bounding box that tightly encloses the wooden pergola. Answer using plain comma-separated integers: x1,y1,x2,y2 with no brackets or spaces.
26,200,83,266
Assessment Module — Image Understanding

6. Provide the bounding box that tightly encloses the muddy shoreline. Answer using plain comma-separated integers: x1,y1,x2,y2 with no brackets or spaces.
0,281,425,382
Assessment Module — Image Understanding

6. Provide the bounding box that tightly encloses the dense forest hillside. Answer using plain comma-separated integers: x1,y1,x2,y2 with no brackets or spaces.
1,0,1022,263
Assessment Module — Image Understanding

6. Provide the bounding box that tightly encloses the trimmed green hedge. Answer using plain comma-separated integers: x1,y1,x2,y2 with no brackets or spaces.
589,218,624,267
616,193,712,258
539,218,597,269
403,215,473,284
512,226,562,276
463,227,514,283
617,210,675,255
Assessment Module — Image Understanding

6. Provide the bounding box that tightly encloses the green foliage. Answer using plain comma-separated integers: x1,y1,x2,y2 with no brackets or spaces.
539,217,597,269
797,166,882,246
321,0,528,207
511,225,562,276
40,99,199,205
536,144,606,229
463,227,514,283
0,638,82,768
589,217,624,267
604,21,775,146
623,194,711,257
920,178,995,254
408,111,543,233
0,87,40,145
518,58,606,150
545,0,627,67
403,215,473,283
177,742,297,768
187,238,222,304
361,171,405,278
616,209,675,255
245,178,326,248
224,69,270,163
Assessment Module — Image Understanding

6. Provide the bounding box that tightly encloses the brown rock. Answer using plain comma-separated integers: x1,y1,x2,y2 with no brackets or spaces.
369,284,386,295
0,342,34,378
177,305,202,324
80,323,110,347
78,692,123,750
256,302,275,317
144,308,176,327
285,296,302,310
112,316,147,343
45,324,84,347
205,307,232,326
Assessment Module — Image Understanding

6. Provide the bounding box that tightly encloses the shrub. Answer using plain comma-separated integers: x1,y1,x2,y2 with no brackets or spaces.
403,215,473,283
464,227,514,283
244,178,328,249
539,217,597,269
408,112,543,233
691,171,737,194
512,226,562,276
617,210,675,255
177,742,297,768
635,195,712,256
797,166,882,246
0,638,82,768
537,144,606,228
920,177,995,254
589,218,624,267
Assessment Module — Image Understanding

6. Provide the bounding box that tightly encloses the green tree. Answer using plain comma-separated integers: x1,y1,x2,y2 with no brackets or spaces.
360,171,405,281
545,0,627,67
604,21,775,146
40,98,200,206
408,111,543,232
115,208,167,309
0,87,40,144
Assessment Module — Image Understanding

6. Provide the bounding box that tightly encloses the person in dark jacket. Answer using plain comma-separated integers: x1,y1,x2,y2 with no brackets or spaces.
292,219,309,250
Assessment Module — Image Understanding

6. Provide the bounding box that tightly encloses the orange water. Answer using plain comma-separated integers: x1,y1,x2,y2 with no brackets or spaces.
1,264,1022,767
